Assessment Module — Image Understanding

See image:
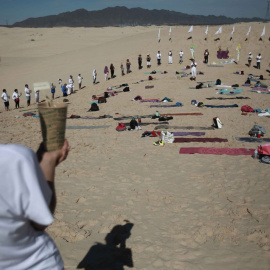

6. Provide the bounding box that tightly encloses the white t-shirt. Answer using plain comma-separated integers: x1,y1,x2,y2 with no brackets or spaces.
256,55,262,62
1,92,8,102
0,144,64,270
157,53,161,59
35,90,39,99
191,62,197,68
12,92,20,100
68,78,74,85
77,76,82,83
25,87,31,97
67,84,72,95
179,51,184,57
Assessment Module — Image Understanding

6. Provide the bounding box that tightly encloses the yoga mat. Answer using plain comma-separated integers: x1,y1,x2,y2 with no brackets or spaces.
236,137,270,143
204,104,238,108
207,65,224,67
123,122,169,126
179,147,254,155
160,113,203,116
217,89,243,95
145,86,154,89
150,105,183,108
66,125,111,129
155,125,215,130
249,91,270,94
140,99,161,102
144,71,162,74
206,97,250,100
174,138,228,143
155,131,205,136
114,115,153,120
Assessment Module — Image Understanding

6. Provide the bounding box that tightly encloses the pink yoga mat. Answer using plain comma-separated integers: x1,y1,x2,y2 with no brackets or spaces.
179,147,255,155
174,138,227,143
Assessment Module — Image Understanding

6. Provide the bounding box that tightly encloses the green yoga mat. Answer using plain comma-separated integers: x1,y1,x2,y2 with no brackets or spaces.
144,71,162,74
66,125,111,129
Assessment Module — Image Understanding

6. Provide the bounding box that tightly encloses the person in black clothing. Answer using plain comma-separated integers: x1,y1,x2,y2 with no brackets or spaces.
138,54,142,69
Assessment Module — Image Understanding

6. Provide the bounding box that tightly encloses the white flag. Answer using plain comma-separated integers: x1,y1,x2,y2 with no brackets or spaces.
246,26,251,36
260,26,265,37
215,26,222,35
158,28,160,40
169,27,171,36
205,26,208,35
188,25,193,33
231,26,235,35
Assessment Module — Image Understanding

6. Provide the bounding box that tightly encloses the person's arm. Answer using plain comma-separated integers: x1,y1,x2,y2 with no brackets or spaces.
32,140,70,230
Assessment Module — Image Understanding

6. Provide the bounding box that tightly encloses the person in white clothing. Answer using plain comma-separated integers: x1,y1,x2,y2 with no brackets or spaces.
58,78,63,89
168,50,173,64
25,84,31,106
190,59,197,81
68,75,74,93
1,89,9,111
157,51,162,65
179,50,184,64
0,140,69,270
248,52,253,67
67,84,72,95
93,69,97,84
12,89,21,109
256,53,262,69
77,74,83,90
35,90,40,104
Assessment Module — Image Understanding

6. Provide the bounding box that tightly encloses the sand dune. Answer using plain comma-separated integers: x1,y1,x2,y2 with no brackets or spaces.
0,22,270,269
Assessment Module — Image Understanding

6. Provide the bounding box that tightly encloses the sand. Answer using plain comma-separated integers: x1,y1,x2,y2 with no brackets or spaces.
0,22,270,269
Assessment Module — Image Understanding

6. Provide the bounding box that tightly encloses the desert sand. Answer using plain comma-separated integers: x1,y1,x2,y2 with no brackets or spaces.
0,22,270,269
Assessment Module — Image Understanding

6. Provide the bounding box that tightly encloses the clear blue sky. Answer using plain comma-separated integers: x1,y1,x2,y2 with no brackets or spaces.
0,0,268,25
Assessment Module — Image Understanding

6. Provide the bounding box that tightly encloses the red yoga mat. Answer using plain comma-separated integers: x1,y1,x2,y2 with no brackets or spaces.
179,147,255,155
174,138,228,143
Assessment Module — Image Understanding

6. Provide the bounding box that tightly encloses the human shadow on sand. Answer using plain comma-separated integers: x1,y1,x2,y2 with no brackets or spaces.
77,221,134,270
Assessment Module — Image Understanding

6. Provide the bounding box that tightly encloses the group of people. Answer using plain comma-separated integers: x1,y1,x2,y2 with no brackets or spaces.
248,52,262,69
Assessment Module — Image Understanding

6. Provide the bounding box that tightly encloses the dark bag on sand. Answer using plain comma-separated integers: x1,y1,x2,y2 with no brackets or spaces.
129,119,138,130
116,123,126,132
123,86,130,92
196,83,203,89
89,103,99,111
148,76,153,80
216,79,221,85
104,92,109,98
248,125,266,137
197,102,204,107
98,97,107,103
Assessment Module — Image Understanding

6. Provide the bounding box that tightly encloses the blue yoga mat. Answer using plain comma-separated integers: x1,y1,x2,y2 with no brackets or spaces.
204,104,238,108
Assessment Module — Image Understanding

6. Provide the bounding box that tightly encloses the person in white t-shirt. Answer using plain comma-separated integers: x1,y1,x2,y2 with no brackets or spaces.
12,89,21,109
0,140,69,270
77,74,83,90
67,84,72,95
157,51,162,65
190,59,197,81
1,89,9,111
93,69,97,84
68,75,74,93
35,90,40,104
248,52,253,67
25,84,31,106
168,50,173,64
256,53,262,69
179,50,184,64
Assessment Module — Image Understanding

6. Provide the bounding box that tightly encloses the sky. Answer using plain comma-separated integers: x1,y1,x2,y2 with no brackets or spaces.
0,0,269,25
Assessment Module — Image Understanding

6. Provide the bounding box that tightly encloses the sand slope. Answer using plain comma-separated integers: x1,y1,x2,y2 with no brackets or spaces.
0,23,270,269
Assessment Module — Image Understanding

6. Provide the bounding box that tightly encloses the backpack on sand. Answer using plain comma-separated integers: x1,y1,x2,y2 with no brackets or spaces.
216,79,221,85
98,97,107,103
88,103,99,111
212,117,223,128
241,105,253,112
123,86,130,92
116,123,126,132
248,125,266,137
261,155,270,164
129,118,138,130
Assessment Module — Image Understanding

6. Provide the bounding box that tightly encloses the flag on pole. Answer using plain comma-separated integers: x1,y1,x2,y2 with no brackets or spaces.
246,26,251,36
188,26,193,33
260,26,265,37
158,28,160,42
169,27,171,36
215,26,222,35
231,26,235,36
205,26,208,35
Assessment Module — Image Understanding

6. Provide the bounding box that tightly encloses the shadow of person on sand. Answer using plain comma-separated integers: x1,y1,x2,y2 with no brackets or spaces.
77,221,134,270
